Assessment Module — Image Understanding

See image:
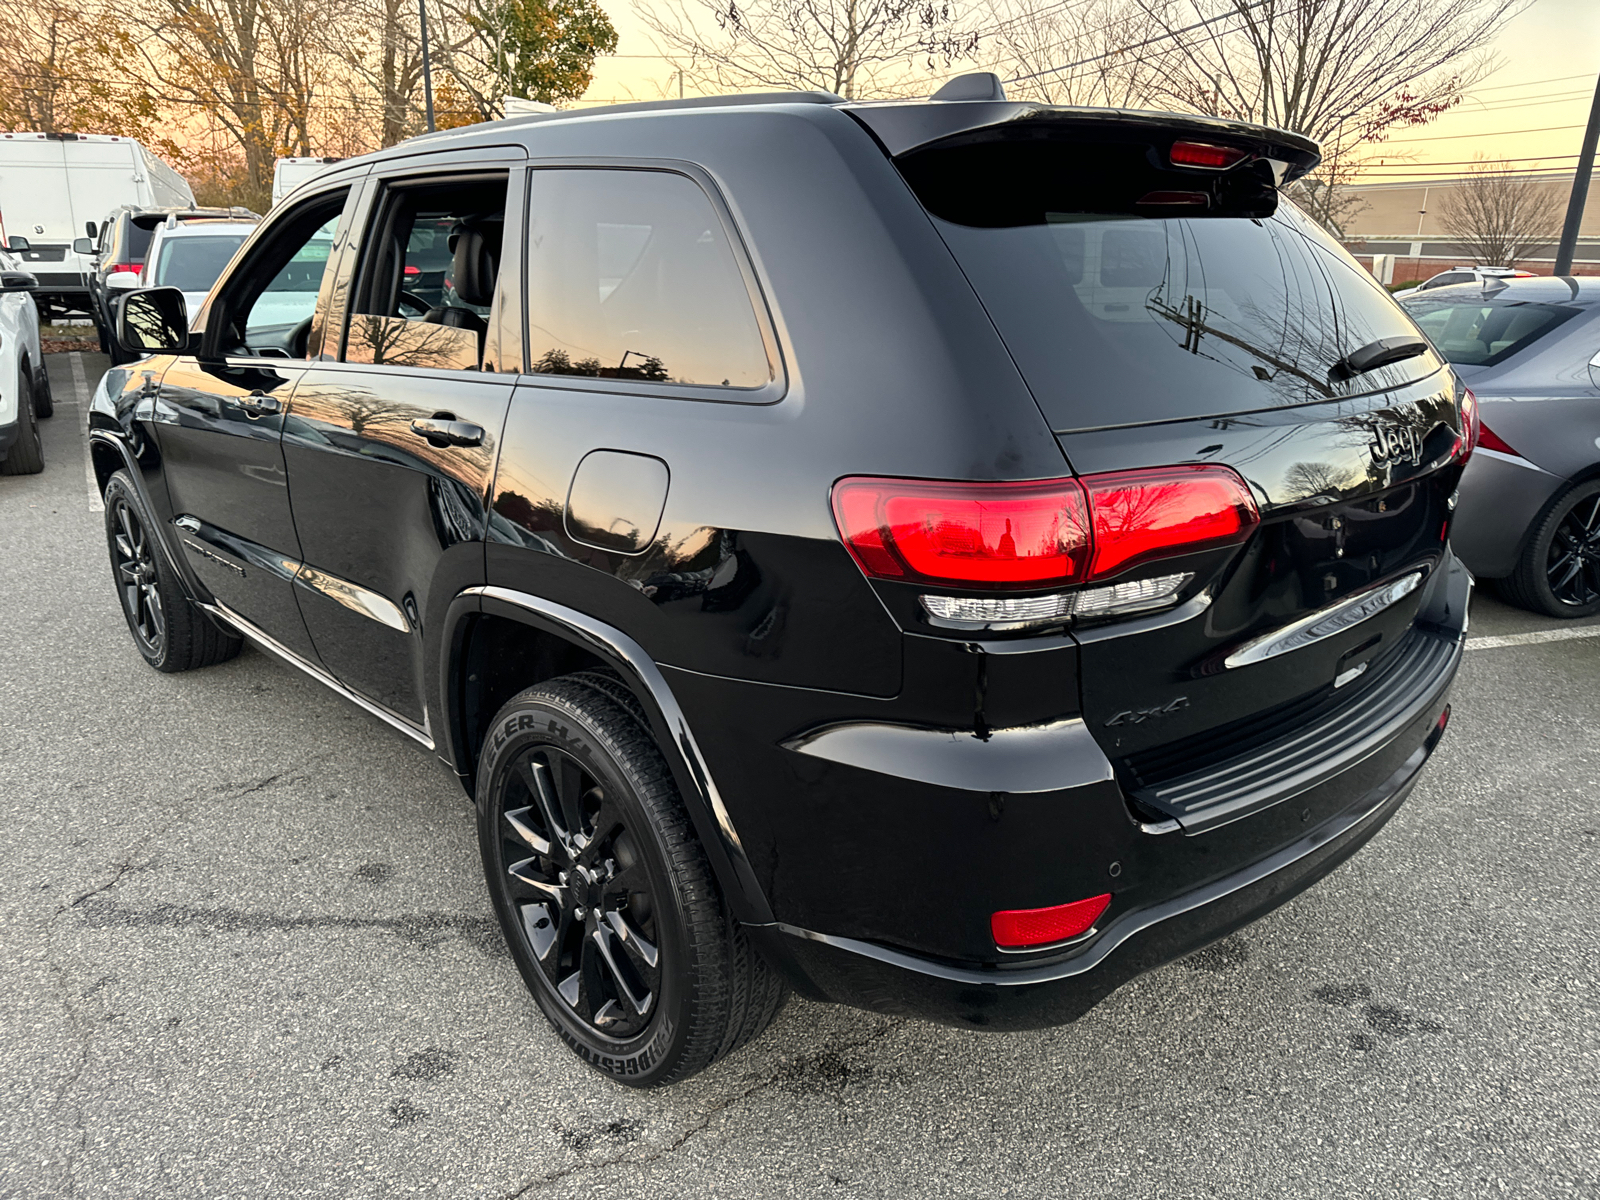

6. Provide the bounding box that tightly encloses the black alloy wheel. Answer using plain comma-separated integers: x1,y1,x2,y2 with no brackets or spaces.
499,743,663,1039
477,674,785,1086
101,470,242,671
110,490,166,657
1502,479,1600,619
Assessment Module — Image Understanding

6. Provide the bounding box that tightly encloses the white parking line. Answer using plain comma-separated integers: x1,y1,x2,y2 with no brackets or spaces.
68,353,104,513
1465,626,1600,651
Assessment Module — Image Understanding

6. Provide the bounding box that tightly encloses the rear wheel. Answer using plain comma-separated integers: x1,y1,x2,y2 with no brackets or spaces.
103,470,242,671
0,370,44,475
31,358,52,418
477,673,784,1086
1500,479,1600,618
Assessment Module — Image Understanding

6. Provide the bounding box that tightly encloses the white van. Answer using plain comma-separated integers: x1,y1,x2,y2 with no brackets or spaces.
271,157,343,207
0,132,192,319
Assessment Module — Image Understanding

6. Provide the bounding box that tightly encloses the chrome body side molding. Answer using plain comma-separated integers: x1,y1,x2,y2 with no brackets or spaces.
1225,570,1424,670
201,600,434,749
296,565,410,632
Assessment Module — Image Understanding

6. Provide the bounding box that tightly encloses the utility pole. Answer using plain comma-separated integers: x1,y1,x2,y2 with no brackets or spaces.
419,0,437,133
1554,71,1600,276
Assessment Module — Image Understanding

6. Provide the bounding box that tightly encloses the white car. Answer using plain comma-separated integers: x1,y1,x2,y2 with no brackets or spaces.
0,246,52,475
109,217,258,325
1390,265,1535,300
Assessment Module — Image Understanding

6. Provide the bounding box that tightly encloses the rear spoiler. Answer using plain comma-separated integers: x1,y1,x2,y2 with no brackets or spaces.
843,101,1321,185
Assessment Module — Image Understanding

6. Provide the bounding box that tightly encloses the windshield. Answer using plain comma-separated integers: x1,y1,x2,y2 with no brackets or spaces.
1401,294,1580,366
152,234,246,291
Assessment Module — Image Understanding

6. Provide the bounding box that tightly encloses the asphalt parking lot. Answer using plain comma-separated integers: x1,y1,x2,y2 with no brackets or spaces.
2,351,1597,1199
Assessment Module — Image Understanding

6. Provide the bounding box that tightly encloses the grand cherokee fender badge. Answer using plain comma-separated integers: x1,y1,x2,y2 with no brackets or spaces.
1106,696,1189,727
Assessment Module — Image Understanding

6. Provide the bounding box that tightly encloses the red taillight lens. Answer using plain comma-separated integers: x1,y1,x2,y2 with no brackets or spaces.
1454,387,1480,461
831,477,1091,586
404,264,421,276
1170,140,1249,169
109,263,139,275
1083,465,1259,579
1477,423,1517,455
992,893,1111,949
832,466,1259,588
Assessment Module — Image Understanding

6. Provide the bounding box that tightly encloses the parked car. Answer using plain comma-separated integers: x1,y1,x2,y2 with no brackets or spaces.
90,79,1472,1087
0,132,192,321
0,247,52,475
128,217,258,325
1391,265,1535,300
271,156,343,207
79,205,258,361
1403,276,1600,616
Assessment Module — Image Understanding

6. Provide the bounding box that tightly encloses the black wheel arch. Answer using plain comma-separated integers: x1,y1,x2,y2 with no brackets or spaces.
440,587,776,926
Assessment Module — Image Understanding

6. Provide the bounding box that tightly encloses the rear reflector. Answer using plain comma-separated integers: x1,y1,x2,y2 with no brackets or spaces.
1170,140,1249,169
833,466,1258,589
992,893,1111,949
1083,466,1259,579
1137,190,1209,207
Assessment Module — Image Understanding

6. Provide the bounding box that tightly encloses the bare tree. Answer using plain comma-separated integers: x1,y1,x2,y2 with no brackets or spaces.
634,0,978,100
1439,159,1564,268
990,0,1168,107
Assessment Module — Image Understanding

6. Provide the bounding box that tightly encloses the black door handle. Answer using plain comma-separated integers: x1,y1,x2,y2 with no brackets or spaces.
234,391,281,418
410,417,484,447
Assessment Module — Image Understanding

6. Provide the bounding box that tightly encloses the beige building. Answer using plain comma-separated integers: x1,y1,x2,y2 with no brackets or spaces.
1336,171,1599,283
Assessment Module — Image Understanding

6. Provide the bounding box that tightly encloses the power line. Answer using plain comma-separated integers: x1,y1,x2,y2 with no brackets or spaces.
1354,153,1580,168
1004,0,1275,86
1468,72,1596,94
1382,122,1587,144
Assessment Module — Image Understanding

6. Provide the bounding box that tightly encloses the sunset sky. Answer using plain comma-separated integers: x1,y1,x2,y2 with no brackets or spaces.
574,0,1600,181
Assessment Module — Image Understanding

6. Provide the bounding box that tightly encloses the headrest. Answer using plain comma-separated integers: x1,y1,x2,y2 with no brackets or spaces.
448,218,502,307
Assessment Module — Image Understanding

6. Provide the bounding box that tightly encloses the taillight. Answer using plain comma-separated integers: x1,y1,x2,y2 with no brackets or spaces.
108,263,139,275
1170,140,1249,169
831,465,1258,591
1477,422,1518,456
404,264,421,276
992,893,1111,949
830,477,1091,587
1082,466,1259,579
1454,387,1480,462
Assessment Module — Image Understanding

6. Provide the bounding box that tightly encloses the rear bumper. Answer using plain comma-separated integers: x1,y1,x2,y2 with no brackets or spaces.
753,721,1441,1028
1451,448,1562,578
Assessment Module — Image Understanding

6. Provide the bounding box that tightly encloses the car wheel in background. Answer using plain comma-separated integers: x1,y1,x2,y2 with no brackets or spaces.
32,359,52,418
0,371,44,475
1499,478,1600,619
102,470,243,671
476,673,785,1087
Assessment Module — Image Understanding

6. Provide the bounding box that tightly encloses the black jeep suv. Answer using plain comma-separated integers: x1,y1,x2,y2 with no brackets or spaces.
90,79,1473,1086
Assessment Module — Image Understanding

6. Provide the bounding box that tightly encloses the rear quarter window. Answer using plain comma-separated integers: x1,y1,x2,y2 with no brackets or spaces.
1402,297,1580,366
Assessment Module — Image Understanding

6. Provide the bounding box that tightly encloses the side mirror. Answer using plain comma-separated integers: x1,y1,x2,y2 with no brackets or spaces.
6,236,29,252
106,270,142,290
73,237,95,255
116,287,189,355
0,270,38,292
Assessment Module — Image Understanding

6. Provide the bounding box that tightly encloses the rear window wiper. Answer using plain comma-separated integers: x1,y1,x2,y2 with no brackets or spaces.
1330,335,1429,381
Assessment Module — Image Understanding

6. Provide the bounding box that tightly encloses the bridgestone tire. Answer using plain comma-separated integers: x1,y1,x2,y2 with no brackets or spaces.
103,470,242,672
1,369,44,475
476,672,785,1087
1497,478,1600,619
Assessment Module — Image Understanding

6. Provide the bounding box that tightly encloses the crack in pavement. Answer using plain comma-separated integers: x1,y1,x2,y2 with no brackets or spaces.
500,1018,906,1198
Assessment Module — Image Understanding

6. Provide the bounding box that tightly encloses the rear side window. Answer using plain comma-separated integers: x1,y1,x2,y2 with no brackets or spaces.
524,169,769,388
900,138,1432,429
152,234,246,290
1402,297,1580,365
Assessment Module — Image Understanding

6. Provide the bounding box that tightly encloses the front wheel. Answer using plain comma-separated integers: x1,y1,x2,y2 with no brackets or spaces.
476,673,784,1086
1499,479,1600,619
0,370,44,475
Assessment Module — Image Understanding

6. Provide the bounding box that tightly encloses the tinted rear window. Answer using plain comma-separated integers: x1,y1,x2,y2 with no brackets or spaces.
1401,295,1579,366
901,141,1433,430
152,234,245,290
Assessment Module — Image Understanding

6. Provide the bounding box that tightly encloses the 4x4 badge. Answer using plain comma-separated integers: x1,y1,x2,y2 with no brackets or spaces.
1370,421,1424,466
1106,696,1190,726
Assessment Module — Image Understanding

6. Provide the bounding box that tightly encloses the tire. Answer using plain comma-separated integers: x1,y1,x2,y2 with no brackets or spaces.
32,359,53,418
0,369,44,475
103,470,243,671
476,672,785,1087
1498,478,1600,619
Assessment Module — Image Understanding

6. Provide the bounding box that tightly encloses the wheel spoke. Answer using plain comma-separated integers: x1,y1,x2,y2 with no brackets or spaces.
503,806,552,856
116,504,135,548
519,902,558,960
557,756,588,842
557,969,582,1009
114,534,134,560
1582,496,1600,532
117,562,139,585
605,910,659,969
579,795,624,862
143,585,165,637
520,755,573,858
591,925,652,1015
507,856,565,902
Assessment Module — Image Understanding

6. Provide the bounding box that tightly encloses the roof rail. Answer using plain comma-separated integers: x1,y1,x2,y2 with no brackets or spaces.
402,89,843,145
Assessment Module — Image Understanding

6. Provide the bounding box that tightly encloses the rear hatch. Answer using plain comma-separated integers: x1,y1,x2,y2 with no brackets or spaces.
850,101,1468,831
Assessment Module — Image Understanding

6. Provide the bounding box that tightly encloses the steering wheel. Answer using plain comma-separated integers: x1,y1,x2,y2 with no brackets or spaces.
398,291,431,316
288,315,314,358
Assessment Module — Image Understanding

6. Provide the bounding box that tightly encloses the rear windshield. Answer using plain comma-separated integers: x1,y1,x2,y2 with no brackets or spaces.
902,141,1434,430
152,234,247,291
1401,294,1579,366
